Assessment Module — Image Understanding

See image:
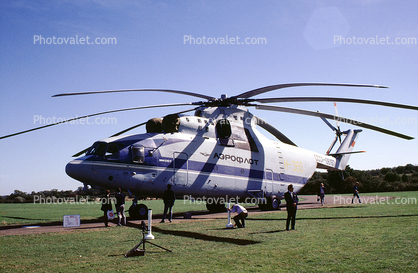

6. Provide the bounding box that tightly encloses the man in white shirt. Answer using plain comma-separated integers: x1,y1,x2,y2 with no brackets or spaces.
228,203,248,228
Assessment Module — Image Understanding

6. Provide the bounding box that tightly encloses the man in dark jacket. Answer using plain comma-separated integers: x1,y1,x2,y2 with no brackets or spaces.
284,184,298,231
160,184,175,223
101,190,113,227
352,182,361,204
115,188,126,226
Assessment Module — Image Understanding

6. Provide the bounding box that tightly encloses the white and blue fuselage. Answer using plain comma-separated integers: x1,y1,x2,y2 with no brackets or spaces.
66,106,355,207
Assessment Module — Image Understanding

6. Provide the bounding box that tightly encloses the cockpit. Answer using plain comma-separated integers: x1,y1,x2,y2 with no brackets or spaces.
84,137,160,166
86,142,122,161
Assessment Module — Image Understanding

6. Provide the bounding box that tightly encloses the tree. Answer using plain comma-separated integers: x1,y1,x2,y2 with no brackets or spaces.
384,172,400,182
380,168,391,175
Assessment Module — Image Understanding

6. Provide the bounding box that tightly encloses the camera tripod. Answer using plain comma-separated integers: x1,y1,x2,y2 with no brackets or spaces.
125,224,172,257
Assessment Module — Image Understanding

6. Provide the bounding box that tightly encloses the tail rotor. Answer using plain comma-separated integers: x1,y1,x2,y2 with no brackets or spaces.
321,102,345,154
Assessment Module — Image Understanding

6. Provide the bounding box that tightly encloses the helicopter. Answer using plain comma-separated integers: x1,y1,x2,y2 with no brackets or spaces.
2,83,417,219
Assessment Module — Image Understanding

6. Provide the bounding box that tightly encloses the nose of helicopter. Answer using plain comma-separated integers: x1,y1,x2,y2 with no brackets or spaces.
65,159,87,182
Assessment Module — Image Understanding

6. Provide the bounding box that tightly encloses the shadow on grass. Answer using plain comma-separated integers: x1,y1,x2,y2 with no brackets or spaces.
0,217,105,230
3,216,53,221
250,229,287,235
127,222,260,246
247,213,418,222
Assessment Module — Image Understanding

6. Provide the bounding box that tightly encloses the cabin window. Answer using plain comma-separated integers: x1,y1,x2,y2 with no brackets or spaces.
216,119,232,139
132,145,145,164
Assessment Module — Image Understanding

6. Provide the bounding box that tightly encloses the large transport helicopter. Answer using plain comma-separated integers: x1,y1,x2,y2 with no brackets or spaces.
2,83,417,218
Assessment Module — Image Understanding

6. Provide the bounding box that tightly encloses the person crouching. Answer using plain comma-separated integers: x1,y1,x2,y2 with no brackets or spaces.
228,203,248,228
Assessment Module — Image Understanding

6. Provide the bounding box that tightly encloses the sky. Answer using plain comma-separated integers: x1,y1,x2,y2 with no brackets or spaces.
0,0,417,195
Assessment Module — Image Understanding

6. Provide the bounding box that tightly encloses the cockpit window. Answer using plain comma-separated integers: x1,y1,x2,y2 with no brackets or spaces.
86,142,120,161
87,142,107,157
105,144,120,160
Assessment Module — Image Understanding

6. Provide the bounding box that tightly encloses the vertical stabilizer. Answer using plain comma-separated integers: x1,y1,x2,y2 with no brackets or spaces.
334,129,362,170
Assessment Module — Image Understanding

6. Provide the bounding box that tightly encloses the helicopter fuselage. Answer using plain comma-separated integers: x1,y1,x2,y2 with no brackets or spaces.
66,106,323,208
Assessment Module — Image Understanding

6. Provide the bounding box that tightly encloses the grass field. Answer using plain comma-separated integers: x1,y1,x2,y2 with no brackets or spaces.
1,192,417,272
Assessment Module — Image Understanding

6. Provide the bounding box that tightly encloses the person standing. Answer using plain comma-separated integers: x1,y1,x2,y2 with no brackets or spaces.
352,182,361,204
101,190,113,227
284,184,298,231
115,188,126,226
319,183,326,205
160,184,175,223
228,203,248,228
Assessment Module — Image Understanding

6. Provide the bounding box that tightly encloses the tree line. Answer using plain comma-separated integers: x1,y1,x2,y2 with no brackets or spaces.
300,164,418,195
0,187,102,204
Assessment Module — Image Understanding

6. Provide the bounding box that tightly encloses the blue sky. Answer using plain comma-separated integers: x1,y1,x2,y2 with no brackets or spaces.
0,0,417,195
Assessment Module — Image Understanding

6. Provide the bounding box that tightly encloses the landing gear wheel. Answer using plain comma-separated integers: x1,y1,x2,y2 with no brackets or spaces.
129,204,148,220
270,196,281,210
259,197,281,211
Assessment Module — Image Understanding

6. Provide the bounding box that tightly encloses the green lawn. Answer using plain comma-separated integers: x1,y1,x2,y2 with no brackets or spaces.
1,192,417,272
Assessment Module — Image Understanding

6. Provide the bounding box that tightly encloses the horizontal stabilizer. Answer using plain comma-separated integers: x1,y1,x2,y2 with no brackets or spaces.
328,151,366,156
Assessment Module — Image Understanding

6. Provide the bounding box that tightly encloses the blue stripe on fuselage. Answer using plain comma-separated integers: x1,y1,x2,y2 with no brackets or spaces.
158,157,308,184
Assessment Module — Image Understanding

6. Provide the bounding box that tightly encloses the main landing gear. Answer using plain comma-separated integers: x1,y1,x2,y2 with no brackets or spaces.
129,203,148,220
258,196,281,211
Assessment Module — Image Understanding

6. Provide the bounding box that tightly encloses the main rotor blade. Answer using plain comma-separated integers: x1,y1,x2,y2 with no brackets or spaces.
53,89,215,101
252,96,418,111
255,105,414,140
71,107,197,157
254,116,297,146
108,108,196,138
0,102,195,140
71,121,150,157
235,83,388,99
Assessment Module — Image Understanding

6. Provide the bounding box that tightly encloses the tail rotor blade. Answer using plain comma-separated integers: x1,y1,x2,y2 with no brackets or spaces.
320,116,337,131
333,102,342,143
334,102,340,130
326,136,339,154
